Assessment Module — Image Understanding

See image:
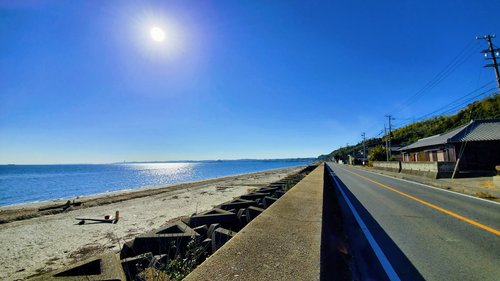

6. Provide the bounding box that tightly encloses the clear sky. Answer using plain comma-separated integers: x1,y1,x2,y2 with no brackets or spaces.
1,1,499,164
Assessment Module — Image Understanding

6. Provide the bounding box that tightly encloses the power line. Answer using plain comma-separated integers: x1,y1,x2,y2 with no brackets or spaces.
439,90,495,116
365,89,494,142
412,86,495,122
398,35,500,121
410,82,495,121
393,40,481,114
388,82,496,131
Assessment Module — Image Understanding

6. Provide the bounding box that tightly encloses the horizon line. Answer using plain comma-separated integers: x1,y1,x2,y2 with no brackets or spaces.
0,157,318,166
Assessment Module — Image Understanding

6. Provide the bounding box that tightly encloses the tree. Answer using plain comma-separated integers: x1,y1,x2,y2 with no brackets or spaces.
368,145,386,162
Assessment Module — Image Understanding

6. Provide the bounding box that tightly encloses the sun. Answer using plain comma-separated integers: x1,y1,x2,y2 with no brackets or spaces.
150,26,165,42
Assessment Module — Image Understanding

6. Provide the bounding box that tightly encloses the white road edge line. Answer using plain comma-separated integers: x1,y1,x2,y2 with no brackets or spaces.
329,170,401,281
343,164,500,206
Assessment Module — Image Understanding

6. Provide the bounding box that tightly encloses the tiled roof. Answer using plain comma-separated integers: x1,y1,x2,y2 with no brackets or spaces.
451,119,500,142
400,119,500,151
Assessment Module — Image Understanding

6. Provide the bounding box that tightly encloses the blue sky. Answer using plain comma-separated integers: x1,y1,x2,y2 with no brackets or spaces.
1,1,499,164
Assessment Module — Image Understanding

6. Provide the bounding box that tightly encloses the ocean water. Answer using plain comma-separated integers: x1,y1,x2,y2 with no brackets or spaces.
0,160,313,207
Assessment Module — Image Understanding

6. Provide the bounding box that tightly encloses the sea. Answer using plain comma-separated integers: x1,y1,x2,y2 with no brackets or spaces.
0,159,313,207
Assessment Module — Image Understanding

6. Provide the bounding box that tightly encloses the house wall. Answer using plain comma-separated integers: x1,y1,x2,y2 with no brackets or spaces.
455,141,500,172
417,151,428,161
446,145,456,162
437,151,445,161
401,145,456,163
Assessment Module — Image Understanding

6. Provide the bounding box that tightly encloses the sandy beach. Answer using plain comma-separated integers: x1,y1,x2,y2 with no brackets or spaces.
0,166,305,280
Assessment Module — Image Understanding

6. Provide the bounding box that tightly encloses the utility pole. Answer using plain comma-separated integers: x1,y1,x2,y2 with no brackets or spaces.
345,143,349,164
385,114,394,160
361,132,366,165
384,125,388,161
477,34,500,93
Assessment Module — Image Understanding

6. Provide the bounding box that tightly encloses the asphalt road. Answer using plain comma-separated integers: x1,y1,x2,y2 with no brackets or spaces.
327,162,500,281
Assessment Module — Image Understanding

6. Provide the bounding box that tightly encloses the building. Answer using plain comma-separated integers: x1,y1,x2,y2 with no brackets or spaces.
399,119,500,174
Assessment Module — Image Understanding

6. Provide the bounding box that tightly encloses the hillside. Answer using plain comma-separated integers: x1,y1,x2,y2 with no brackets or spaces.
319,94,500,162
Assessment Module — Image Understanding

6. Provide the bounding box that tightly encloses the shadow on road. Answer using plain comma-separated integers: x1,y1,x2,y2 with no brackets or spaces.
325,165,425,281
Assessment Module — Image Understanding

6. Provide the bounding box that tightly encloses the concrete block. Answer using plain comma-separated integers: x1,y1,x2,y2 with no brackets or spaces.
150,254,169,269
262,196,278,208
494,176,500,187
400,161,455,179
272,181,287,184
120,221,199,259
121,252,153,281
373,161,401,173
32,252,125,281
211,228,236,252
274,190,285,198
236,208,247,225
240,192,270,200
245,206,265,223
193,225,208,237
258,187,281,194
207,223,221,238
155,221,197,235
219,198,256,210
202,238,213,255
188,208,238,227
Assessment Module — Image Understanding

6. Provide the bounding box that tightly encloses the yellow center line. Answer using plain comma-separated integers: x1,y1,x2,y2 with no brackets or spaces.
336,165,500,236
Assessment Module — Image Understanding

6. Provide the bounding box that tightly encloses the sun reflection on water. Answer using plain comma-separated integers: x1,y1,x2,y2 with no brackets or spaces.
126,163,196,184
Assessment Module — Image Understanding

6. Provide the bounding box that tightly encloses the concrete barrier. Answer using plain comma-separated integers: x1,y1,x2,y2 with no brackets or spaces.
401,161,455,179
184,164,325,281
373,161,401,173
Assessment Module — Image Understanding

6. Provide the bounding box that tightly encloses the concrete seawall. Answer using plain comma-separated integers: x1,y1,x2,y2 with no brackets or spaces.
184,164,325,280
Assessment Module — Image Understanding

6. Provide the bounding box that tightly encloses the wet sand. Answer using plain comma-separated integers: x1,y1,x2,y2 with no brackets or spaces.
0,166,305,280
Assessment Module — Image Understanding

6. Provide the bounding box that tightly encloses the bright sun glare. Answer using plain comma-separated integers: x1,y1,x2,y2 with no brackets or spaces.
150,26,165,42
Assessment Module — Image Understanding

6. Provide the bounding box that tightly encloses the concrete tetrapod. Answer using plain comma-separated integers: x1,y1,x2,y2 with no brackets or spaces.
32,252,125,281
120,221,199,259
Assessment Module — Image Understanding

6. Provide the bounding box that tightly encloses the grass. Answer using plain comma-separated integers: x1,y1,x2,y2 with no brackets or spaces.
475,191,496,199
158,239,208,281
